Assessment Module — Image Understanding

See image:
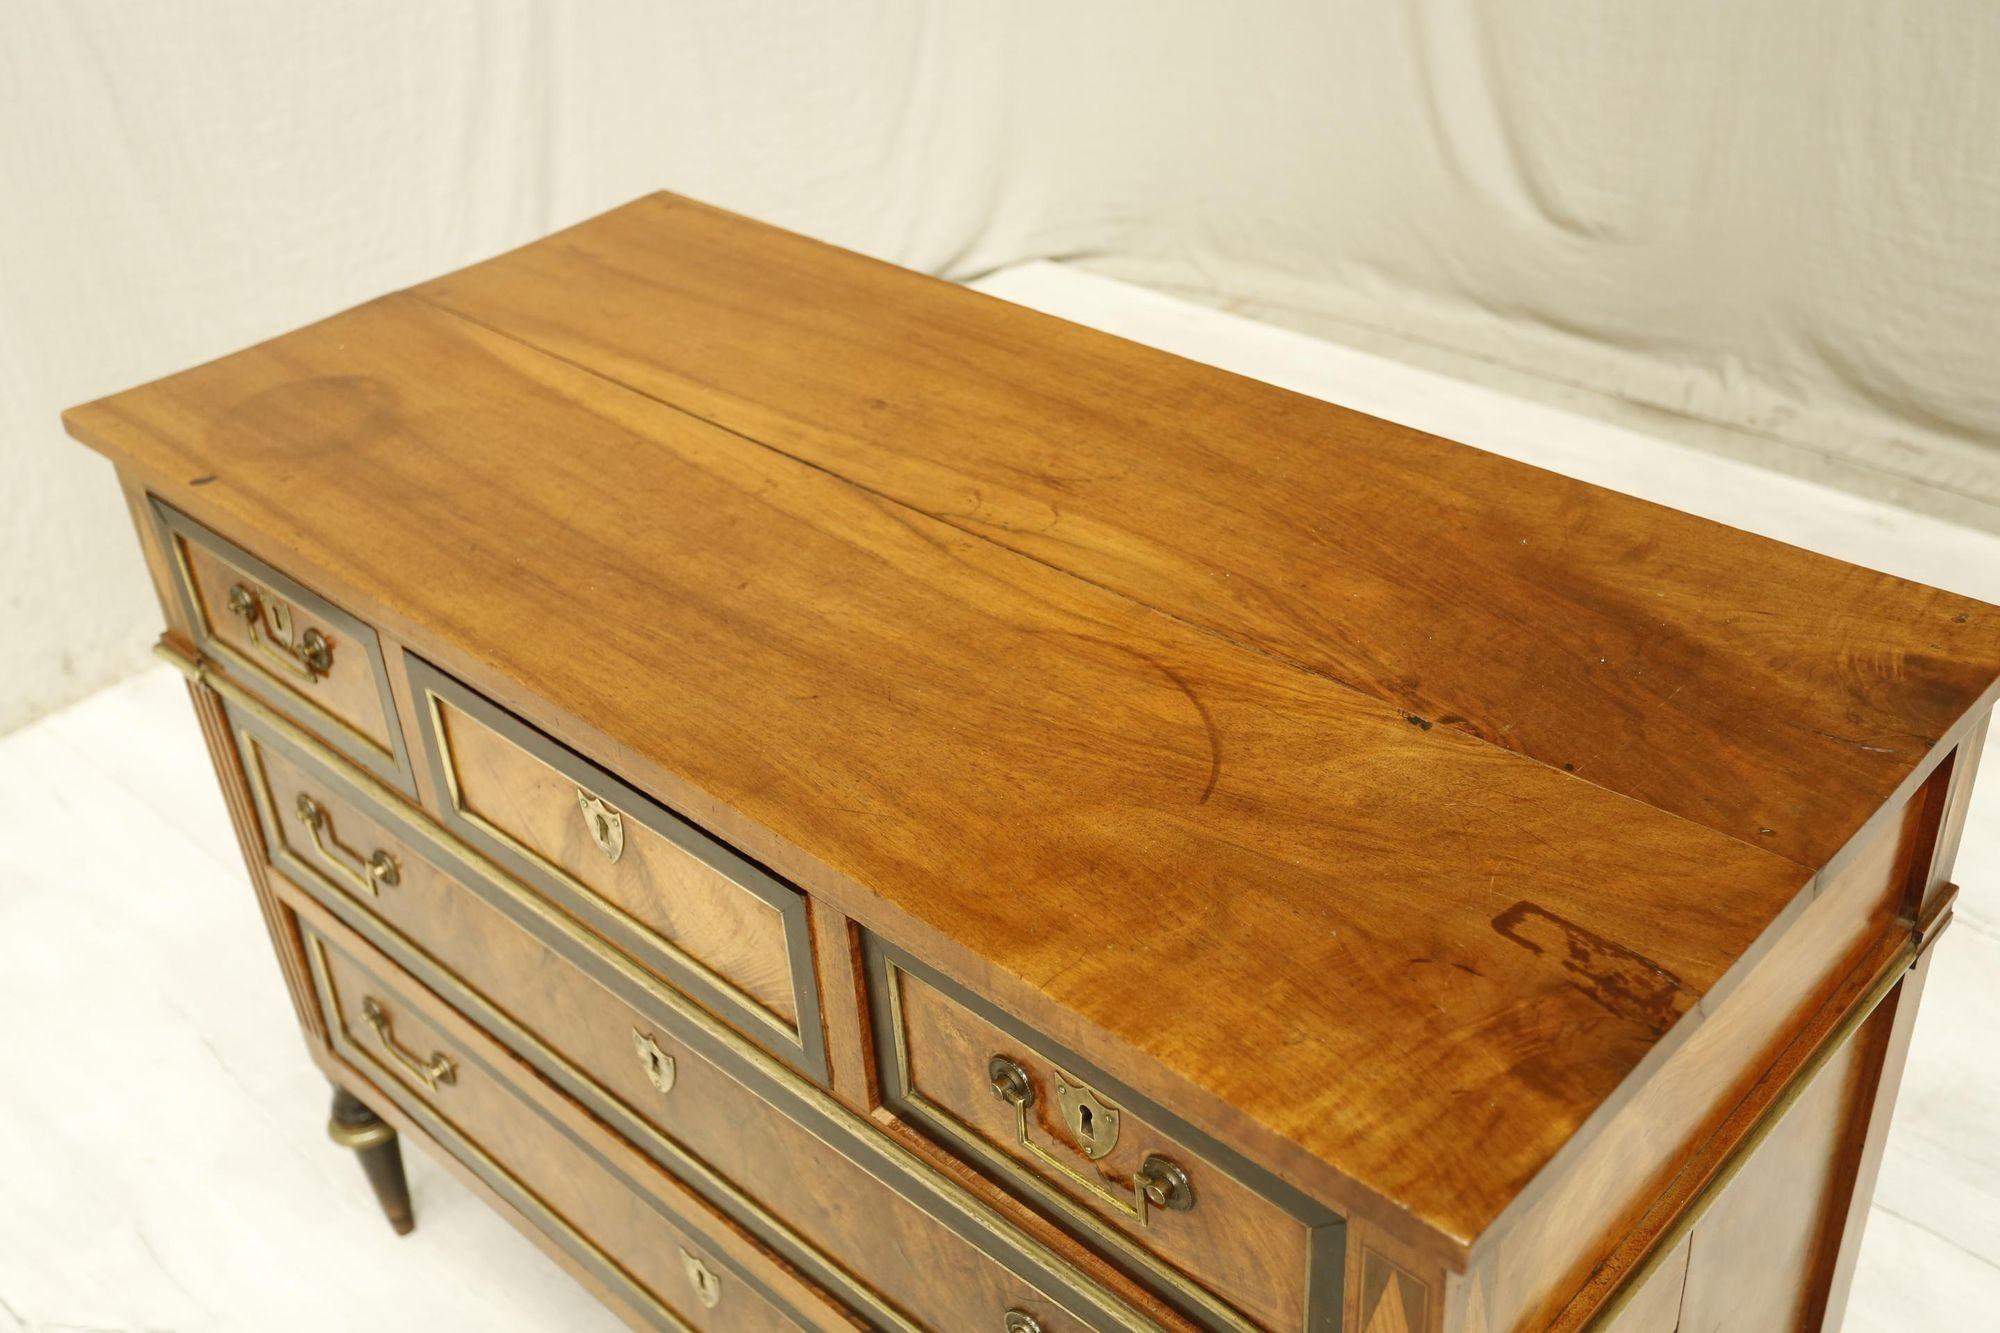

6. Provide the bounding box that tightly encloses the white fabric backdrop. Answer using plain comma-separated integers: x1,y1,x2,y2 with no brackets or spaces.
6,1,1998,731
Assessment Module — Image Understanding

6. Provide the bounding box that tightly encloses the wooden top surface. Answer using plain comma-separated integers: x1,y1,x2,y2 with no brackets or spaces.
67,193,2000,1255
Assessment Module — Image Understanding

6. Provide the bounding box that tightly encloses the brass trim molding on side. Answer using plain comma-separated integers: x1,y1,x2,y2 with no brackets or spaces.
863,933,1348,1333
1579,935,1923,1331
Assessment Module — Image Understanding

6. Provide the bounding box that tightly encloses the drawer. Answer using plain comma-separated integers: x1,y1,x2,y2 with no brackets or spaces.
406,655,825,1081
241,716,1156,1333
863,937,1345,1333
301,918,815,1333
151,499,415,794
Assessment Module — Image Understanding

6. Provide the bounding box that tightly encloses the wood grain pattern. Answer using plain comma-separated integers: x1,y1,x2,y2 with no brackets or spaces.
69,196,2000,1314
1345,1223,1443,1333
435,696,799,1026
1672,1000,1886,1331
891,959,1307,1330
1815,950,1936,1333
413,191,2000,872
308,914,833,1333
1456,774,1926,1330
1594,1237,1688,1333
176,535,398,752
255,729,1140,1333
807,896,874,1111
313,1047,665,1333
63,292,1826,1255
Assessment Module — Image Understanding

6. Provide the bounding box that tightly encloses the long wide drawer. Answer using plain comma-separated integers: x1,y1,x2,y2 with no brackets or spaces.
240,711,1157,1332
302,916,816,1332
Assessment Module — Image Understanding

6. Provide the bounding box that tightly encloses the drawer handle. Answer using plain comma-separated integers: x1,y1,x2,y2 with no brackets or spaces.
361,996,456,1091
227,583,333,681
633,1028,677,1095
576,787,625,863
1003,1313,1043,1333
679,1250,722,1309
295,794,400,896
988,1056,1195,1225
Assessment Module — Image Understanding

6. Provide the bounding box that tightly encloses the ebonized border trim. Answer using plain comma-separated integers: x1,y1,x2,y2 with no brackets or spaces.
405,652,829,1085
864,933,1347,1333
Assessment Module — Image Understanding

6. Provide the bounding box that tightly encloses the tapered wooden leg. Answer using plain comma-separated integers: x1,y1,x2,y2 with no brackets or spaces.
328,1086,415,1235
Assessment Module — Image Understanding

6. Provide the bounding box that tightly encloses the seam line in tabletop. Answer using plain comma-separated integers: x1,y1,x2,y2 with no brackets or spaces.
406,286,1820,881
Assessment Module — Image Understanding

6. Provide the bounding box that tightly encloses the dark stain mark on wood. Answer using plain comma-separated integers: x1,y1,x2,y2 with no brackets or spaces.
1403,712,1434,731
1492,901,1689,1035
1155,660,1223,804
190,474,216,486
1045,629,1223,804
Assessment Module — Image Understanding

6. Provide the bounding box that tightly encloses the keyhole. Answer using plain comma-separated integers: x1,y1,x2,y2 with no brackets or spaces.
1078,1105,1094,1141
594,812,610,844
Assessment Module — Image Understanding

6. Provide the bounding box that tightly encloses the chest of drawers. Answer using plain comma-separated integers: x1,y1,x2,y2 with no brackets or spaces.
67,193,2000,1331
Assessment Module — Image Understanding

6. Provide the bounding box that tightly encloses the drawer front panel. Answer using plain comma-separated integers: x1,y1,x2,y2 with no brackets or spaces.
152,498,413,793
303,921,809,1333
240,715,1154,1333
865,937,1345,1333
407,654,825,1081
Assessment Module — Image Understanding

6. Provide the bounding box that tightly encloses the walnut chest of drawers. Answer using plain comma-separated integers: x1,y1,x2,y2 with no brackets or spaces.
66,193,2000,1332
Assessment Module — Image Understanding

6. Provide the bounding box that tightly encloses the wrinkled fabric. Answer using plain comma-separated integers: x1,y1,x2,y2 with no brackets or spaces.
5,1,1996,731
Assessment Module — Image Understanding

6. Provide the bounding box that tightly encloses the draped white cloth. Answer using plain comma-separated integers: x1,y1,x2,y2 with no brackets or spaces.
5,1,1996,730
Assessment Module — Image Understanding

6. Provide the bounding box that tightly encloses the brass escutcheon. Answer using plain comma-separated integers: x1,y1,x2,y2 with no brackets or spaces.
1052,1065,1121,1160
987,1054,1195,1226
633,1028,677,1095
679,1250,721,1309
576,787,625,863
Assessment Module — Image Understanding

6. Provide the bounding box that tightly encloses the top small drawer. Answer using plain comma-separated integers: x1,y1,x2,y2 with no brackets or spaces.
407,655,827,1083
152,500,414,794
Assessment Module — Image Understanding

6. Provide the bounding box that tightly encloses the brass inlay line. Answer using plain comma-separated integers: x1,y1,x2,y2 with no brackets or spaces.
304,933,698,1333
426,688,805,1048
233,711,918,1331
1582,939,1919,1330
160,520,402,770
174,646,1150,1332
880,961,1261,1333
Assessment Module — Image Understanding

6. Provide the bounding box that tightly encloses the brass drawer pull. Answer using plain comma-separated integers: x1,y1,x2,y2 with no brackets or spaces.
227,583,333,681
361,996,457,1091
1004,1312,1043,1333
295,794,400,896
988,1056,1195,1225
